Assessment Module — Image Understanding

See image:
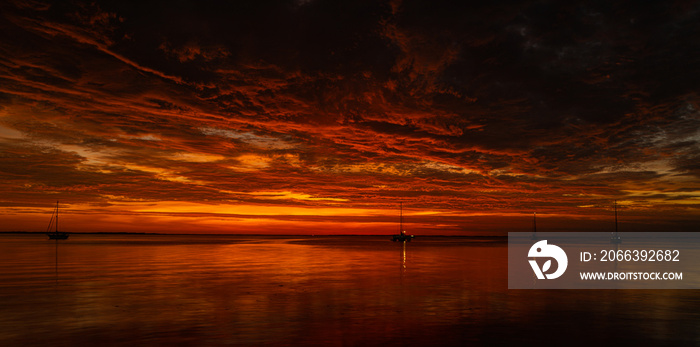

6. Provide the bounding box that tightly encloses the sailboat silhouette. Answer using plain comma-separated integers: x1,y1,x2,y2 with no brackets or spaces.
391,202,414,242
47,201,69,240
610,201,622,244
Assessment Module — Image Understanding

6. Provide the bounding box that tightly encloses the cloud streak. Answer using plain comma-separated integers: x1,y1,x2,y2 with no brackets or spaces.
0,0,698,234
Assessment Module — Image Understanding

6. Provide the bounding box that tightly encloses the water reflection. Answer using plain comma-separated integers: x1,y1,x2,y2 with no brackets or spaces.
53,238,66,285
401,240,407,271
614,242,619,272
54,238,58,284
0,235,698,345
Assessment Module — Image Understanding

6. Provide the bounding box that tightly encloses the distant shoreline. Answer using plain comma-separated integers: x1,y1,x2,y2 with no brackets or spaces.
0,231,157,235
0,231,507,238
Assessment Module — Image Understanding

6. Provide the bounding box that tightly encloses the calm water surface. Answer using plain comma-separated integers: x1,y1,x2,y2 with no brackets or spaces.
1,234,699,346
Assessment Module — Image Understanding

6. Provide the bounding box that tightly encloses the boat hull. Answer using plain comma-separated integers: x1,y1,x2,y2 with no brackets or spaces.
391,234,414,242
48,232,69,240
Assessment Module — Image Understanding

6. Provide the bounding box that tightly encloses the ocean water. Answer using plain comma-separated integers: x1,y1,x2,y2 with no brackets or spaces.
1,234,699,346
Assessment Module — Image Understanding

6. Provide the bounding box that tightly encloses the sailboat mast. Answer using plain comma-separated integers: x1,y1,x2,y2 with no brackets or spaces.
400,202,403,235
55,201,59,232
614,200,618,234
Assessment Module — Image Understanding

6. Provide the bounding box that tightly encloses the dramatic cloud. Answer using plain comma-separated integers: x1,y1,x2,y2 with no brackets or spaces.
0,0,698,234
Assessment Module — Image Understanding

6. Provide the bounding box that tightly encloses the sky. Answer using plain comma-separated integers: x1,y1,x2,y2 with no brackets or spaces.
0,0,699,234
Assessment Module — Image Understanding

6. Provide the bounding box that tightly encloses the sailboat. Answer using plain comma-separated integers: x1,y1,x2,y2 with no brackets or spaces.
391,202,415,242
531,212,538,240
47,201,69,240
610,201,621,244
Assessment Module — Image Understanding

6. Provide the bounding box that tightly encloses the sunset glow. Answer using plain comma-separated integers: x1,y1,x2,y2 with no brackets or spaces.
1,1,699,234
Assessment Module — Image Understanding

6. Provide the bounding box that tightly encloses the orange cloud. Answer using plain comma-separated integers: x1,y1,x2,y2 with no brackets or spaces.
0,0,698,234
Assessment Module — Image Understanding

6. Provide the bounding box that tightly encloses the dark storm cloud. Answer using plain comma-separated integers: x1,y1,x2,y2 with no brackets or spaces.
0,0,698,231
